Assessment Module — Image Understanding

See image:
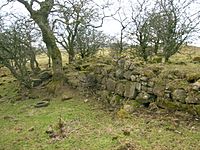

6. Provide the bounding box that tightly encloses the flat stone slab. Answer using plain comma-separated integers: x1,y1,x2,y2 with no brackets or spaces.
34,101,49,108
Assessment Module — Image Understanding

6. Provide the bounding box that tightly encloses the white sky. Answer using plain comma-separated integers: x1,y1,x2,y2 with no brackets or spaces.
0,0,200,47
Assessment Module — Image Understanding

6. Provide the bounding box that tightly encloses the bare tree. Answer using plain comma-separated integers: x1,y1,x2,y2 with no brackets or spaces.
130,0,152,61
76,27,106,58
3,0,64,83
129,0,200,62
0,19,33,88
54,0,87,63
54,0,117,63
152,0,200,62
14,17,41,73
112,0,130,55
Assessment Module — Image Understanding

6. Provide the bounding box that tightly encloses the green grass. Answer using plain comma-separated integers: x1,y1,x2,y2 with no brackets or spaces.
0,87,200,149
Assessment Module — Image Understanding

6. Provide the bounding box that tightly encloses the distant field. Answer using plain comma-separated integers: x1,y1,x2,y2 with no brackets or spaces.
35,46,200,68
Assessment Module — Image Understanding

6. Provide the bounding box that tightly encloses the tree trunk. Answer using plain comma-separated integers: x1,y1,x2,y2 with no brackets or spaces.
17,0,64,83
68,45,75,64
32,16,63,81
30,51,40,74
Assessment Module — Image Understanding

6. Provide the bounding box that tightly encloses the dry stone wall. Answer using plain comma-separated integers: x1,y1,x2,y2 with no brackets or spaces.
65,58,200,115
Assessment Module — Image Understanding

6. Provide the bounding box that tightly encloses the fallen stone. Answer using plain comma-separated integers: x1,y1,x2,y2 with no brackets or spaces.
61,95,73,101
123,104,134,113
34,101,49,108
32,78,42,87
46,125,54,134
28,127,35,132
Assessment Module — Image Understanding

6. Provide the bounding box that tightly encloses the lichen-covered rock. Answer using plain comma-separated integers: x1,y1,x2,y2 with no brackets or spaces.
193,80,200,91
185,96,200,104
123,71,133,80
123,104,134,113
129,63,136,70
141,81,148,86
118,59,125,68
153,85,165,97
140,76,148,82
172,88,187,103
115,69,124,79
101,65,113,77
136,92,151,104
132,70,140,75
115,82,125,96
106,78,116,92
135,82,142,92
156,99,200,115
148,81,155,87
130,75,137,82
124,82,137,99
124,60,131,70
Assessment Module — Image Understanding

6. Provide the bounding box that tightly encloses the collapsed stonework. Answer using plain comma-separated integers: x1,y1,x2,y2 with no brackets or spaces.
65,57,200,115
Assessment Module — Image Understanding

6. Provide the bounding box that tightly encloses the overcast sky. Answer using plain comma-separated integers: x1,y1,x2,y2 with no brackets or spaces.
0,0,200,47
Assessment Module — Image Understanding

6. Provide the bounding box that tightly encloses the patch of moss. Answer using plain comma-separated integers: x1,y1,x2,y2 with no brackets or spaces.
132,100,142,108
167,79,189,90
142,69,156,78
186,73,200,83
110,95,123,106
157,99,200,115
116,108,130,119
